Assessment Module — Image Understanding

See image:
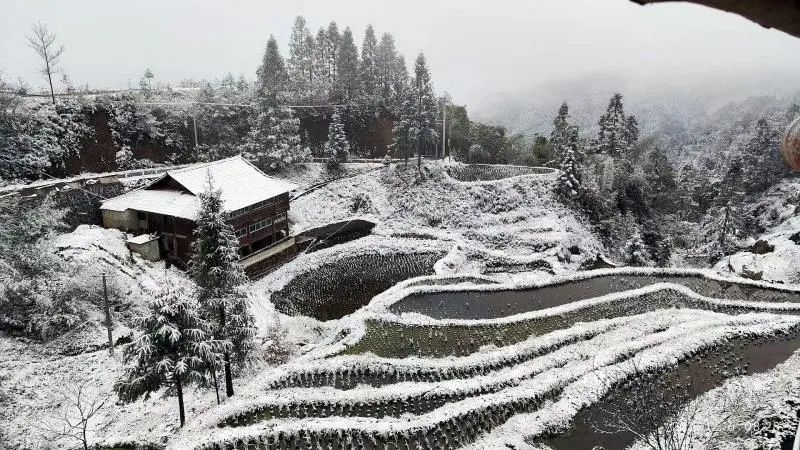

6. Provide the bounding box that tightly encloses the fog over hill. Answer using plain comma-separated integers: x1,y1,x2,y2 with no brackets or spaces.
471,70,800,139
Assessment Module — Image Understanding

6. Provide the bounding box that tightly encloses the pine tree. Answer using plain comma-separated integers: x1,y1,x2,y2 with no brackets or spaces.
190,178,257,398
359,25,378,98
593,92,638,158
334,27,359,102
115,279,223,427
324,111,350,169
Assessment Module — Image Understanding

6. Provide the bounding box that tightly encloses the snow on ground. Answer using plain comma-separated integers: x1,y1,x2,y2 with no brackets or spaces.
715,179,800,283
289,161,602,276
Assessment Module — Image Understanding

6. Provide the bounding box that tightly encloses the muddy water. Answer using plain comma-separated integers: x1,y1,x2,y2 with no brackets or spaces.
391,274,800,320
540,330,800,450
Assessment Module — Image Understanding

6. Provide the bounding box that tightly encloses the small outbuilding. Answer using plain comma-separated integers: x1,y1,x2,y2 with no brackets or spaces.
101,156,298,275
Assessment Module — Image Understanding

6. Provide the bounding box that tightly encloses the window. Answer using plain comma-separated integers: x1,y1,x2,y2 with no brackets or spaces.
248,218,272,233
235,228,247,238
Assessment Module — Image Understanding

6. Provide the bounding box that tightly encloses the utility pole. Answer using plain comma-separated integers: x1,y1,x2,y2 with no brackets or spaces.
192,116,199,149
441,99,447,160
102,273,114,355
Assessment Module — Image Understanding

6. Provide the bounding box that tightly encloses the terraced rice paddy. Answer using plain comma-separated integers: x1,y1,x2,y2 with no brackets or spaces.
182,270,800,449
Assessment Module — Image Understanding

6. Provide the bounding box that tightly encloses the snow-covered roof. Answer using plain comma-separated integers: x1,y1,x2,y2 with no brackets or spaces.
164,156,298,212
127,234,158,245
101,189,200,220
100,156,298,220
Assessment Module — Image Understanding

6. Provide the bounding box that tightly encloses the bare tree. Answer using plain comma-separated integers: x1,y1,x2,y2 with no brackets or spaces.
28,381,109,450
26,22,64,105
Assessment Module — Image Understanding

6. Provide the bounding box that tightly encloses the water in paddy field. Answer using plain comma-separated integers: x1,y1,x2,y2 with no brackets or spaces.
392,274,800,320
541,330,800,450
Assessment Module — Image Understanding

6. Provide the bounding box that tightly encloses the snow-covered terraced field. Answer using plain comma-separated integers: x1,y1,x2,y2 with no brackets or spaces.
445,163,557,182
167,268,800,450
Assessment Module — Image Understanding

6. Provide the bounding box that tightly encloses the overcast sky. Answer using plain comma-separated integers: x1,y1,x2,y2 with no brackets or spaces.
2,0,799,108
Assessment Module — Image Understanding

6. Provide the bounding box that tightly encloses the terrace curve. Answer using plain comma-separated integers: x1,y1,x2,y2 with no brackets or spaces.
444,163,557,182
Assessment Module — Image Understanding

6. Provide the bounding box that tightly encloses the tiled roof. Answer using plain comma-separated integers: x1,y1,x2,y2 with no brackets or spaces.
166,156,298,212
101,189,200,220
100,156,298,220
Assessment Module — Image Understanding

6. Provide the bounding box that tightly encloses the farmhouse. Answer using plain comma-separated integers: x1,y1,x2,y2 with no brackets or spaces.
100,156,298,276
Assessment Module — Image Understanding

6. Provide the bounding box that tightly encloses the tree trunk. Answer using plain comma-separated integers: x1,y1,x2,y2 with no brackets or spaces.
176,376,186,427
210,362,220,404
46,71,55,105
224,351,234,397
219,305,234,397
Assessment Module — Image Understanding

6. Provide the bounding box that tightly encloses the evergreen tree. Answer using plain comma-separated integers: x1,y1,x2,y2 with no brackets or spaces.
550,102,572,164
255,35,287,107
324,111,350,169
556,125,582,200
287,16,314,100
359,25,378,98
410,53,438,166
190,178,257,398
623,232,649,266
334,27,359,102
375,33,399,103
312,27,331,99
643,147,677,211
325,21,341,84
593,92,638,157
115,279,223,427
245,106,309,169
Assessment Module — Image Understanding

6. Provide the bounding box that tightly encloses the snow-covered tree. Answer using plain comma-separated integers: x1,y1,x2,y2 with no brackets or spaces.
245,105,309,170
375,33,399,104
249,35,309,169
143,68,154,90
359,25,378,98
26,22,64,105
333,27,359,102
325,21,341,84
593,92,638,158
324,111,350,169
550,102,571,163
392,53,438,168
190,178,257,398
255,35,286,108
556,125,582,200
623,232,649,266
287,16,314,101
115,279,223,427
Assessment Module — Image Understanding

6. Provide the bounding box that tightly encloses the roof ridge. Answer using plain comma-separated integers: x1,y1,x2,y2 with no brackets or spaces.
166,155,243,176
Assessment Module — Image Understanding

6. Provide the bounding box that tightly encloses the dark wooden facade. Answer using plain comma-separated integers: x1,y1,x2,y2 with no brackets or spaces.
131,192,291,268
